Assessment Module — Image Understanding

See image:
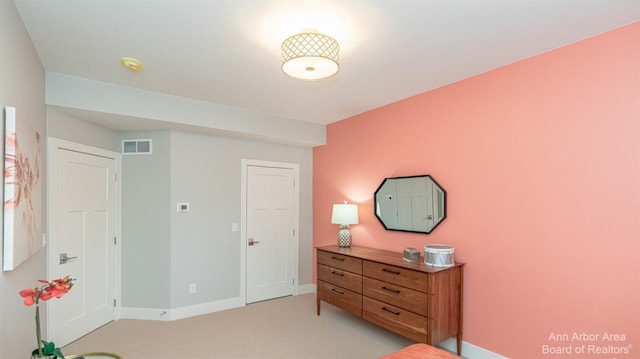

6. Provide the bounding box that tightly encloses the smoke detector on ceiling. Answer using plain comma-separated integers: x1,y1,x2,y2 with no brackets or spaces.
121,57,144,72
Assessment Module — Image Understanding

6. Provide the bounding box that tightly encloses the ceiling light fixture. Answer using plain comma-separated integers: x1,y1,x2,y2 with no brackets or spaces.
120,57,144,72
281,29,339,81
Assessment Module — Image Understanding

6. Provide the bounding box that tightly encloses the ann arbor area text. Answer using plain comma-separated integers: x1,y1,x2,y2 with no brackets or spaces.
548,332,627,342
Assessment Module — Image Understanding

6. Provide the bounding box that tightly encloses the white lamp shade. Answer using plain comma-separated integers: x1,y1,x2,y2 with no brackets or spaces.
281,56,339,81
331,203,359,225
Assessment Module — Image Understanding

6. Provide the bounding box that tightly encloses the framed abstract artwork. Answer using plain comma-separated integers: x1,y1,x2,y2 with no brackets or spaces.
2,106,43,271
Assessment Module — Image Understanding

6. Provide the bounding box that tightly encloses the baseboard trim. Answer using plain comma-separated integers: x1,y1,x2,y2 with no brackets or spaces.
120,289,316,322
439,338,508,359
120,296,245,321
120,307,172,321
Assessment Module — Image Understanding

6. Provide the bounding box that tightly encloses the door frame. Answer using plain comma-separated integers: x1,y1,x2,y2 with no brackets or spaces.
240,159,299,304
46,138,122,340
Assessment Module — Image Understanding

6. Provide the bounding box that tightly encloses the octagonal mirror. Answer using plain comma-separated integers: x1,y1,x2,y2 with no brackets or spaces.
374,175,446,234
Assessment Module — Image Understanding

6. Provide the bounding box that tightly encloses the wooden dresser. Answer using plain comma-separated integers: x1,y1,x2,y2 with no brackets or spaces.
316,245,464,356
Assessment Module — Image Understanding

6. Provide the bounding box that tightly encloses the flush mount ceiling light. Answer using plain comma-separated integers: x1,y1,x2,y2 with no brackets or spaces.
120,57,144,72
281,29,339,81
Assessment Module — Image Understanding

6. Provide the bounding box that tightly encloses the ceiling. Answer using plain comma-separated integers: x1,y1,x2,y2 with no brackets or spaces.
14,0,640,130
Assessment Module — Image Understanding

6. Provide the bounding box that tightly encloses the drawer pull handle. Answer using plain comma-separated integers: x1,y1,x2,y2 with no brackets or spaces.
382,268,401,275
331,288,345,295
382,307,400,315
331,271,345,277
331,256,345,262
382,286,400,294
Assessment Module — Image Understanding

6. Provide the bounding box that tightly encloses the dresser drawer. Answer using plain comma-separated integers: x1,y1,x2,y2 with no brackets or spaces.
318,264,362,293
363,296,428,343
363,277,429,316
318,250,362,274
363,260,428,293
317,280,362,317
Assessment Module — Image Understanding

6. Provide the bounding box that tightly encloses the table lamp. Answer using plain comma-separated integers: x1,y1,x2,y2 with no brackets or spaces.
331,201,359,247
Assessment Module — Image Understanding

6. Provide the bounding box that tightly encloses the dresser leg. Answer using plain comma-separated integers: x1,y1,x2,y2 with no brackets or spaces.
317,298,320,316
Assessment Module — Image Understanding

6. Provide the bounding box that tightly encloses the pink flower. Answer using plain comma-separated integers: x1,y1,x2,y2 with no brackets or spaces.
19,288,38,306
19,276,75,358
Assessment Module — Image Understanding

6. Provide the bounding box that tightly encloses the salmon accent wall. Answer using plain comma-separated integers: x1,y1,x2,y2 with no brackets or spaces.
313,22,639,358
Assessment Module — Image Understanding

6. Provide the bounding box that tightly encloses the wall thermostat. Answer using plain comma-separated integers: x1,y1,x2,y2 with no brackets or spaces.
177,202,190,213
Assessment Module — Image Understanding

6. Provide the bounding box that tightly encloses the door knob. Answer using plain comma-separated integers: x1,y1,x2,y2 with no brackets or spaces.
59,253,78,264
248,237,260,246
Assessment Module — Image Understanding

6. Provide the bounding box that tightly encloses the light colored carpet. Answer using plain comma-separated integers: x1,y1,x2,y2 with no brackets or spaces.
62,293,415,358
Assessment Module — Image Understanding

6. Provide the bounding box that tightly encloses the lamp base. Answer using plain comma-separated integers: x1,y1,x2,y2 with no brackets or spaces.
338,228,351,248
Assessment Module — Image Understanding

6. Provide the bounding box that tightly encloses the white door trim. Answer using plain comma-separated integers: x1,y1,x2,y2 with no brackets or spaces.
46,138,122,338
240,159,299,304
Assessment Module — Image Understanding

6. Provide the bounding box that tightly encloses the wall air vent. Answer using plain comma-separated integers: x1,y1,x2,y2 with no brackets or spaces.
122,139,152,155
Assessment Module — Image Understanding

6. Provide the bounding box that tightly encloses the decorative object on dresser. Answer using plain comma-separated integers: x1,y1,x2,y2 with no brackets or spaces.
374,175,446,234
330,201,359,247
403,247,420,263
424,244,455,268
316,245,464,356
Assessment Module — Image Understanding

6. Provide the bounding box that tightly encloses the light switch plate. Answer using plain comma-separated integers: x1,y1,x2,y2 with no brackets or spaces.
177,202,190,213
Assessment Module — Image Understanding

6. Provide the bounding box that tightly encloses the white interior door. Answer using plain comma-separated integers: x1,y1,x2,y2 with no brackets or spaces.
246,164,297,303
48,139,119,346
397,176,434,232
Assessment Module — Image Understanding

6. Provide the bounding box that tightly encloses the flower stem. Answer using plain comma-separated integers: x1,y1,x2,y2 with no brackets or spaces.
35,302,43,357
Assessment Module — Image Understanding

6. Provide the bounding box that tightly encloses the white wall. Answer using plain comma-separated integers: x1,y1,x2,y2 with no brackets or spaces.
120,130,172,310
168,131,313,309
119,129,313,316
47,108,120,152
47,110,316,321
48,99,315,320
0,1,47,357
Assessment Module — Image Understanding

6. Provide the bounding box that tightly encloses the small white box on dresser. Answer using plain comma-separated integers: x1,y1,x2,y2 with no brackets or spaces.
424,244,455,267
